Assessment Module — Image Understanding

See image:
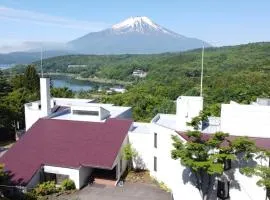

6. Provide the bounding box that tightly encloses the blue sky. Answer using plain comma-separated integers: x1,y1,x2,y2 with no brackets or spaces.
0,0,270,52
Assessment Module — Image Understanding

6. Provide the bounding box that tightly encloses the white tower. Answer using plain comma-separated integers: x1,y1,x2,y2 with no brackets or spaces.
176,96,203,131
40,78,51,117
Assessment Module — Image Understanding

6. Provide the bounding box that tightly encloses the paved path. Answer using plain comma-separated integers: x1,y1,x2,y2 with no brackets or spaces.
51,183,172,200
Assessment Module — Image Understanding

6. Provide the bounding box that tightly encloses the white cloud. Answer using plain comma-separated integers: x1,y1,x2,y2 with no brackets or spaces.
0,6,109,31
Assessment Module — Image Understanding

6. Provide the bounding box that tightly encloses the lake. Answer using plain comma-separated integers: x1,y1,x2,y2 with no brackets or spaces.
51,76,111,92
52,78,92,91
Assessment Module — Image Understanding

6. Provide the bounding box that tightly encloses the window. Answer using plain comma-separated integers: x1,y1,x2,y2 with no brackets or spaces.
56,174,69,185
44,172,56,182
154,156,157,171
217,180,230,199
154,133,157,148
73,110,99,116
43,172,69,185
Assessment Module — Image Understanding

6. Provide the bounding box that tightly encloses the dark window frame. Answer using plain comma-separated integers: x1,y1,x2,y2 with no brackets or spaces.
73,110,99,116
217,180,230,199
154,133,157,148
154,156,157,171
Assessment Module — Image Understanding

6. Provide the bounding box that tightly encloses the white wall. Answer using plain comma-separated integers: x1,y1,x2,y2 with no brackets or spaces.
130,123,201,200
130,122,270,200
128,130,152,170
230,169,266,200
43,165,80,189
40,78,51,117
24,104,43,131
79,166,93,188
176,96,203,131
221,103,270,137
114,135,129,181
150,123,202,200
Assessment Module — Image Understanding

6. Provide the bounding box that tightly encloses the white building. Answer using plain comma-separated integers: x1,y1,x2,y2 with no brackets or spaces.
25,78,131,131
1,78,133,190
129,96,270,200
109,87,126,94
1,77,270,200
132,70,147,78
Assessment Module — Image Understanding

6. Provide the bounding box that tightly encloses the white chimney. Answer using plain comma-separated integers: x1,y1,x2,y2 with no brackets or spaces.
176,96,203,131
40,78,51,117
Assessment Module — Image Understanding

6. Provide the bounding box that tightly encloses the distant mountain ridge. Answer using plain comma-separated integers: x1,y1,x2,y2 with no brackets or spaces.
68,16,211,54
0,16,211,64
0,51,74,65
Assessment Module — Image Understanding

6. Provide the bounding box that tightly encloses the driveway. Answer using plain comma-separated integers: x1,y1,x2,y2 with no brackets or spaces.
52,182,172,200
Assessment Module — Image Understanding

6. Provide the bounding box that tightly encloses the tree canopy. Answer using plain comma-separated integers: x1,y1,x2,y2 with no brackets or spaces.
171,131,257,200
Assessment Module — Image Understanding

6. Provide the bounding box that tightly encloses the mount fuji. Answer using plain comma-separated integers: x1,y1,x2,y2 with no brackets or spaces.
68,16,211,54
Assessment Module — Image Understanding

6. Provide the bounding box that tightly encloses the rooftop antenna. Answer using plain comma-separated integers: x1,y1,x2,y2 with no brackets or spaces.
40,46,44,78
200,45,204,97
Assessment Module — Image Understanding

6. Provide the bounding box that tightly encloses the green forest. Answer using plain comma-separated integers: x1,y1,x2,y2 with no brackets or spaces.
3,42,270,124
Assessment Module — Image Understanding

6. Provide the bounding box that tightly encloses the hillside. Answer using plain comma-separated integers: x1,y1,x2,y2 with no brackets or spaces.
7,42,270,121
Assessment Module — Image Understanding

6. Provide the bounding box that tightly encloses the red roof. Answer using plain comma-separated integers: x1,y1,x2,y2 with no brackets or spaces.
177,132,270,150
0,118,132,186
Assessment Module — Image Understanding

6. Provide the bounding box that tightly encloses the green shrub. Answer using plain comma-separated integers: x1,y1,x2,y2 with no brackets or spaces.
23,192,37,200
34,181,59,196
61,179,76,191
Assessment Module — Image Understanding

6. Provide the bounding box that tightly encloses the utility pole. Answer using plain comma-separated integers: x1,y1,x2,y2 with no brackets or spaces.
200,45,204,97
41,47,44,78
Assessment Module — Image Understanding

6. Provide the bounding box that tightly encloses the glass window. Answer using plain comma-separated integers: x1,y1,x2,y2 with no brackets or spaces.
73,110,99,116
154,156,157,171
154,133,157,148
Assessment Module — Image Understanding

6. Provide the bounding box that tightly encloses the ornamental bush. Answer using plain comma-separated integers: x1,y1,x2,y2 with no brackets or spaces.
61,179,75,191
34,181,59,196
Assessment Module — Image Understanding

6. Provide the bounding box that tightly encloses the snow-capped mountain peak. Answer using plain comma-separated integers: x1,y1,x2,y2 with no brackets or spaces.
112,16,158,30
111,16,178,36
68,16,211,54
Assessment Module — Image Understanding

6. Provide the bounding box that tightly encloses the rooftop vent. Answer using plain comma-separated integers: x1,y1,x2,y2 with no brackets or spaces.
71,105,110,120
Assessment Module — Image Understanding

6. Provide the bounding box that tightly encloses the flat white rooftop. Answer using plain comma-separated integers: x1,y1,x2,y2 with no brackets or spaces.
152,114,177,130
51,103,131,122
130,122,151,134
25,98,96,109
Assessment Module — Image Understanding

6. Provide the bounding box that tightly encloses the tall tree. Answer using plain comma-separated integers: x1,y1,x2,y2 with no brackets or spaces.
51,87,74,98
0,70,11,97
24,65,40,93
171,131,256,200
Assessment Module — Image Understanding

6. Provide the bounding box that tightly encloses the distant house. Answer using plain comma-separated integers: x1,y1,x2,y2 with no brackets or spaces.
132,70,147,78
109,87,126,94
67,65,87,68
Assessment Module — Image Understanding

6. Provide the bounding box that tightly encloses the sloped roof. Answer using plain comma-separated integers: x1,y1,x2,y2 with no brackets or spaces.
0,118,132,186
177,132,270,150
